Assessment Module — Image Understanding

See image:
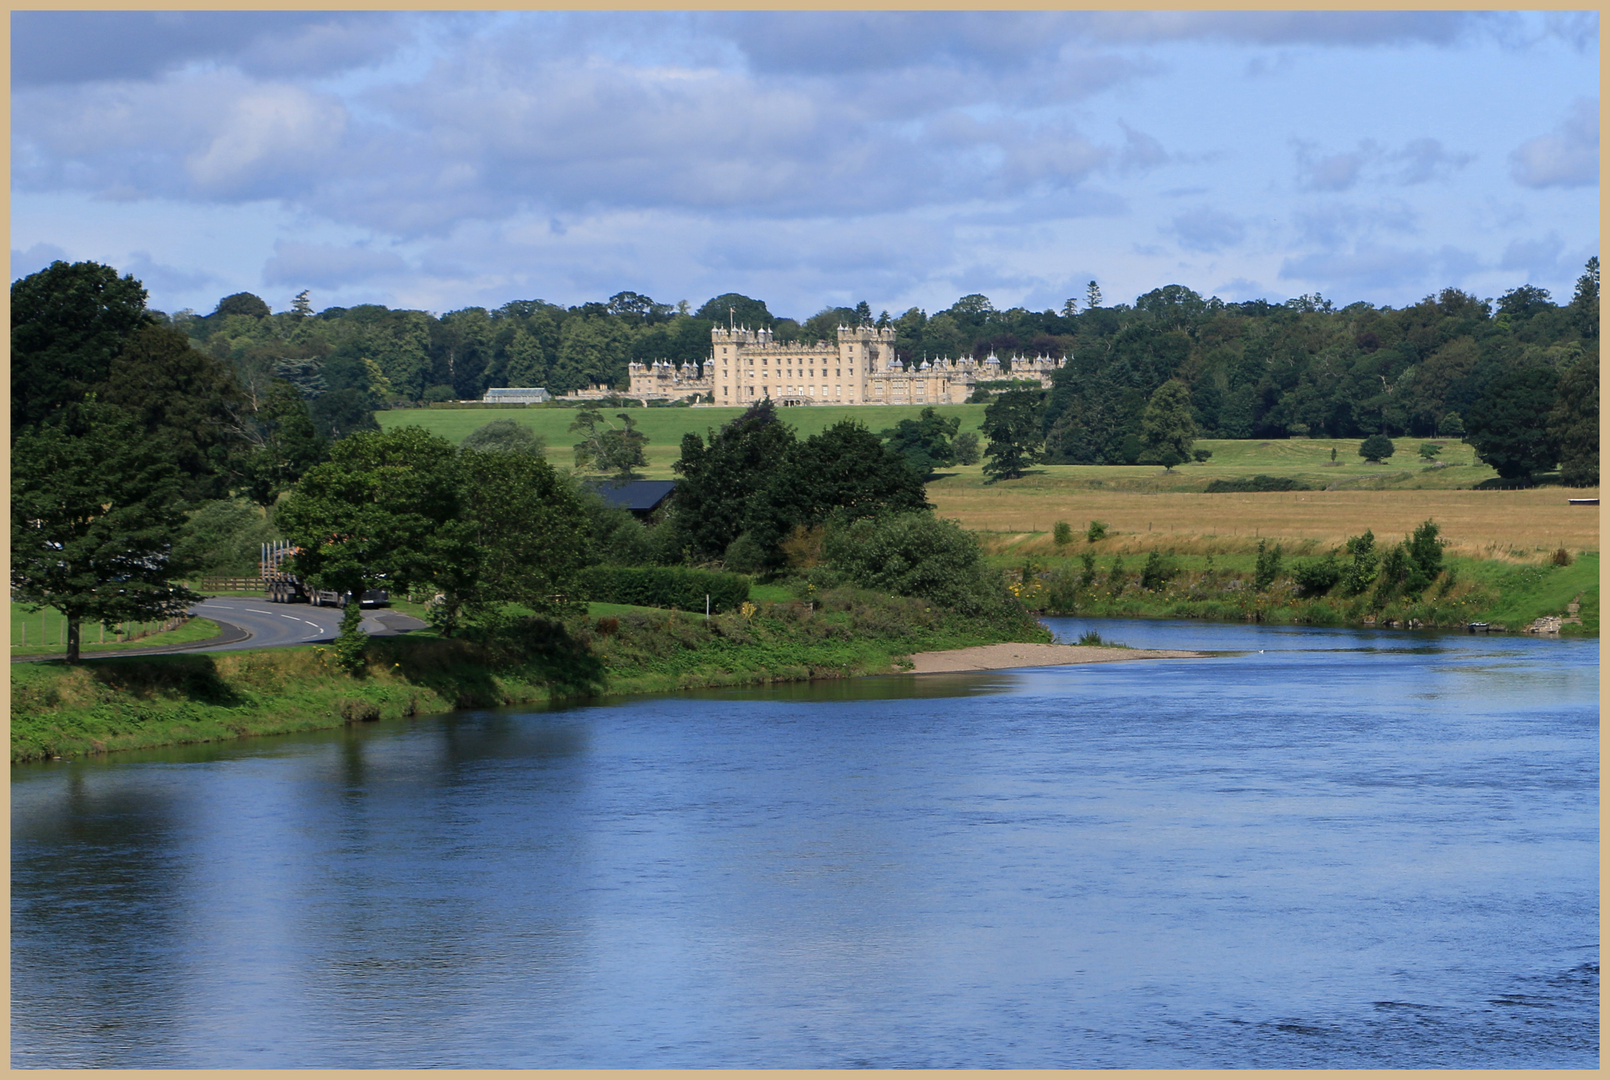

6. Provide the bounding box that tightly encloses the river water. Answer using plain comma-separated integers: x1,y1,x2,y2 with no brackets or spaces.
11,619,1598,1068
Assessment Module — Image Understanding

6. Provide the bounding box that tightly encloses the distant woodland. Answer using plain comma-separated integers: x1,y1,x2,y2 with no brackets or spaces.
162,264,1598,452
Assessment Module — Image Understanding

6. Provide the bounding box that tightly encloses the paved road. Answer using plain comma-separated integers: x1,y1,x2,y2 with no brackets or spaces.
13,600,428,662
192,598,344,651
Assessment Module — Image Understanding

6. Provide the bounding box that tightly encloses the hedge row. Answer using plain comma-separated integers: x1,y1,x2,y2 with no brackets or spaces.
1204,474,1314,492
578,566,750,614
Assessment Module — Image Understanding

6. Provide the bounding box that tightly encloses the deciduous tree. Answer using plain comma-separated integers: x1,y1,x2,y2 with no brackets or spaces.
881,406,960,475
981,389,1045,481
277,427,473,665
1138,379,1196,470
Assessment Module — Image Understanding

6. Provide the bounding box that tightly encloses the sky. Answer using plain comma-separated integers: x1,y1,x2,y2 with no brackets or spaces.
9,10,1600,320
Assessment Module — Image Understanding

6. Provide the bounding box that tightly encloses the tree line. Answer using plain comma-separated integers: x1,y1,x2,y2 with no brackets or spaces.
969,259,1598,486
163,266,1596,455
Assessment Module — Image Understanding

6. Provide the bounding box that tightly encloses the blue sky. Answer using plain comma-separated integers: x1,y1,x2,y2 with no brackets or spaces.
10,11,1599,319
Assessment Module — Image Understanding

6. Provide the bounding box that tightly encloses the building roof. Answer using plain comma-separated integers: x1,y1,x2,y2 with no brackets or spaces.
586,479,677,512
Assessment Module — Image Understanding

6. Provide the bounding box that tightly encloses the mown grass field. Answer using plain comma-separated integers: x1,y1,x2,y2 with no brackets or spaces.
381,403,987,477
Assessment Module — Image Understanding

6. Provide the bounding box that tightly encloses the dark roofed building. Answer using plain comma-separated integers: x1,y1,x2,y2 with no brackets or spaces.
586,479,676,519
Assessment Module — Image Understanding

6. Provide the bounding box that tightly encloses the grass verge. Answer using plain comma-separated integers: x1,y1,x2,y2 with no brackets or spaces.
12,586,1047,763
11,611,224,658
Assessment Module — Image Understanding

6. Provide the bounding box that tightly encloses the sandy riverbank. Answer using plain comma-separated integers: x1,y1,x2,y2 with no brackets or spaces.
905,642,1207,674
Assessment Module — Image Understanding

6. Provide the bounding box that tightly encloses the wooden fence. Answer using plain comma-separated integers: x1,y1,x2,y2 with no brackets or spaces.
191,577,267,593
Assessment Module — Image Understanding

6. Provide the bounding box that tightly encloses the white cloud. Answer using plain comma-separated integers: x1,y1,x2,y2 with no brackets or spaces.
1169,207,1247,253
262,241,409,288
1509,98,1599,188
184,87,348,197
1294,140,1378,192
1390,138,1474,184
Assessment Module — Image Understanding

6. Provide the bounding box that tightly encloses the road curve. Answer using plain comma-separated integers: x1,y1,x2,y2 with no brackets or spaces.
191,598,345,651
12,599,427,662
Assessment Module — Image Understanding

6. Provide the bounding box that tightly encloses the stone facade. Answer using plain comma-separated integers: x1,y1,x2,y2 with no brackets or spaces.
700,325,1063,406
603,323,1066,405
623,359,713,402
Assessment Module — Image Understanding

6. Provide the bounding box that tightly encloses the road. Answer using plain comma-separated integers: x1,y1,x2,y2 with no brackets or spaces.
12,599,428,662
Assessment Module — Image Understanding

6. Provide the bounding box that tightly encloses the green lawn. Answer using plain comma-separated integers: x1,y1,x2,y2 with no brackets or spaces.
926,436,1496,493
381,403,988,478
383,407,1495,491
11,602,222,656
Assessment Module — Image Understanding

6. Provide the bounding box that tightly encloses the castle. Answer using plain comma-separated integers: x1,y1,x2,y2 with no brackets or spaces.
618,325,1064,406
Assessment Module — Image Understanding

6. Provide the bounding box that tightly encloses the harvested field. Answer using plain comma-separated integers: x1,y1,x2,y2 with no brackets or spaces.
929,486,1602,559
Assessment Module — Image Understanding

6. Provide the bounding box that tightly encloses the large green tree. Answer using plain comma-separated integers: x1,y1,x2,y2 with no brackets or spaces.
277,427,474,664
1465,367,1560,482
746,420,930,568
881,407,961,475
241,379,328,508
1550,356,1599,487
671,400,799,560
981,388,1045,481
695,293,773,329
98,323,247,503
11,400,199,662
430,448,590,635
11,260,151,432
1137,379,1196,470
570,408,650,480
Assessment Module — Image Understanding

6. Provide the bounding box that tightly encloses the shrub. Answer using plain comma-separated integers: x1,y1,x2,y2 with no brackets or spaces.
1192,448,1213,462
1341,530,1378,596
577,565,750,614
1253,539,1283,593
824,512,1018,619
1551,547,1573,567
1053,521,1074,547
1419,442,1442,461
1106,555,1127,589
1086,520,1109,542
1371,542,1410,607
1079,551,1098,588
1204,475,1313,492
1359,434,1395,463
1139,551,1179,591
1292,555,1342,598
1403,519,1445,597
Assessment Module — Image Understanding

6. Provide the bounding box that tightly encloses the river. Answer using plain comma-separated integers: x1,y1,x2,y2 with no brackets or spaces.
11,619,1598,1068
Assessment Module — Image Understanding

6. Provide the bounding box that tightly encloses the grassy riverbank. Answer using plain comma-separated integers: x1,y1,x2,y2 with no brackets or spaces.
11,586,1047,764
985,538,1598,635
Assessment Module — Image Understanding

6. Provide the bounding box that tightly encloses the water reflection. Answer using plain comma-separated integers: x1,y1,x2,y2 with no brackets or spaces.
13,622,1598,1068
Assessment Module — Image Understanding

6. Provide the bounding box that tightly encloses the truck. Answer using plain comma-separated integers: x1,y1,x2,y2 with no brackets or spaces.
260,541,389,608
